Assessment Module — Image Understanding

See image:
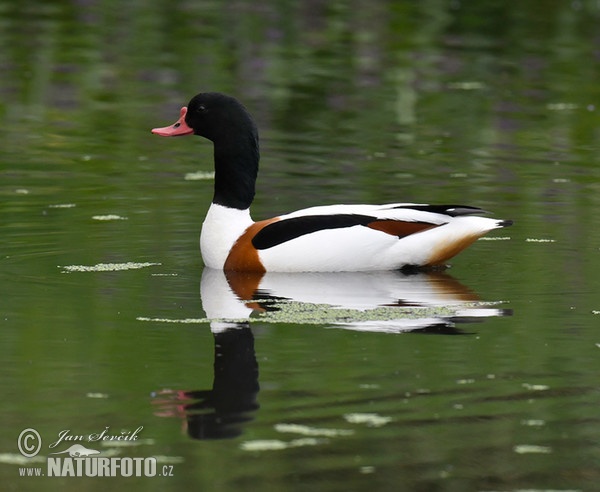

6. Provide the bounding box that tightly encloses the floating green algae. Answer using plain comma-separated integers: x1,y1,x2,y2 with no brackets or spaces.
92,214,128,221
60,262,161,273
240,437,325,452
343,413,393,427
184,170,215,181
137,299,506,327
274,423,354,437
255,302,441,324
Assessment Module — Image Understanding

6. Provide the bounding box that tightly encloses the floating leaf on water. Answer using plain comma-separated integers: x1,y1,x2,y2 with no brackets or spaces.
274,423,354,437
521,419,546,427
513,444,552,454
92,214,128,221
522,383,549,391
240,440,287,451
343,413,392,427
49,203,76,208
240,438,325,452
60,262,161,273
184,170,215,181
136,316,209,324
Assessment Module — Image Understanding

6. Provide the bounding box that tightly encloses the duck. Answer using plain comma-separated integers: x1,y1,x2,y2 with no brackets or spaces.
152,92,512,272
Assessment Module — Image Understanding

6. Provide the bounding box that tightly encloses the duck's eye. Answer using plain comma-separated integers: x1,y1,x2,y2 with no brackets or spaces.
198,105,207,113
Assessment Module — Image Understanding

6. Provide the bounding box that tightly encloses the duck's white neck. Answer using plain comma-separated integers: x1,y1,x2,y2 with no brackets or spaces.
200,203,254,269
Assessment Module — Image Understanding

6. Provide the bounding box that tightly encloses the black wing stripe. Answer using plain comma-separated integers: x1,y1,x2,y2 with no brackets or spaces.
251,213,443,250
252,214,375,250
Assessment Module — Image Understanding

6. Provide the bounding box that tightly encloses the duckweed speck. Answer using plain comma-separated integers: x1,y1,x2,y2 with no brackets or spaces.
60,262,161,273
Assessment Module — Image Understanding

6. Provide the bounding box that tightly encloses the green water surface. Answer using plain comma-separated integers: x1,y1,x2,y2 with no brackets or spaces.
2,1,600,491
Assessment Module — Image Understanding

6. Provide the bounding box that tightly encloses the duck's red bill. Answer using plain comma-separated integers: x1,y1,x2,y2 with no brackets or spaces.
151,107,194,136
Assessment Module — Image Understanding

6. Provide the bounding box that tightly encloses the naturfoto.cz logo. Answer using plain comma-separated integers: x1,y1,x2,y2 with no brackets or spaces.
16,426,175,478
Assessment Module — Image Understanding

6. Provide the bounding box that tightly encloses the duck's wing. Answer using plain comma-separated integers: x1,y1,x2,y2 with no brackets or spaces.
252,203,488,250
225,203,510,272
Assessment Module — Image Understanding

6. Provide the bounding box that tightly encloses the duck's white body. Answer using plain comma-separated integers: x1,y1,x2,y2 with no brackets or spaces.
201,202,507,272
153,92,512,273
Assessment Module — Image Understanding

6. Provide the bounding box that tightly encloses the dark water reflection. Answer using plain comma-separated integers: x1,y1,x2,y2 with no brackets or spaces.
153,324,259,441
2,1,600,491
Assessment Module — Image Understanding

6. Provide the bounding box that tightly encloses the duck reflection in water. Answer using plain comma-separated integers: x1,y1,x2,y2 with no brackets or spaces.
153,321,259,440
153,268,510,439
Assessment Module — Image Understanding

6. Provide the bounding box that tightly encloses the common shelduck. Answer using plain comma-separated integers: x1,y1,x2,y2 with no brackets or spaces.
152,92,512,272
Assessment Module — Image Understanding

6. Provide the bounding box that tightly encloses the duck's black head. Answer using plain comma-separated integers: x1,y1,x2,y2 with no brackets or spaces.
152,92,258,145
186,93,258,144
152,92,260,210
